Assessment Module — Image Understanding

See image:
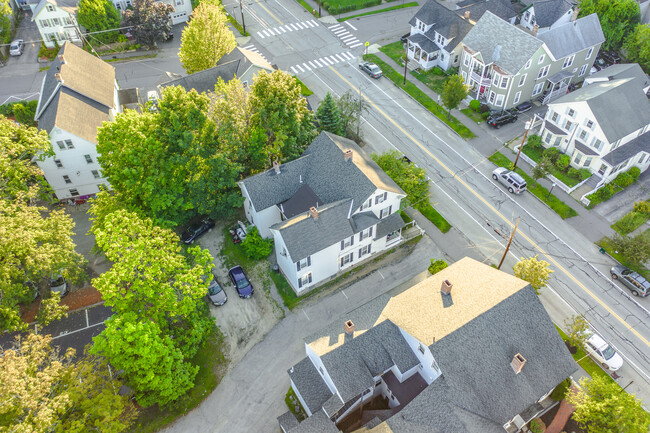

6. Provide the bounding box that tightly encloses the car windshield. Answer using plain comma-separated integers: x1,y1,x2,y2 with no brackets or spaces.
208,284,222,295
601,345,615,360
11,43,18,49
236,276,250,289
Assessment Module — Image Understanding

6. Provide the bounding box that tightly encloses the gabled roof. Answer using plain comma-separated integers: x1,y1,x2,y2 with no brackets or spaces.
288,357,333,415
456,0,517,23
603,131,650,167
288,410,338,433
552,67,650,142
159,47,273,94
587,63,650,89
32,0,77,18
408,0,474,44
537,13,604,59
526,0,573,27
35,42,116,142
462,11,543,75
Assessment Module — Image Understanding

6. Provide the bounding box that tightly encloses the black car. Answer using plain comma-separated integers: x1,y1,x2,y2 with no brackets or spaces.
181,218,215,244
515,101,533,113
359,61,382,79
400,33,410,44
228,265,254,298
486,111,518,128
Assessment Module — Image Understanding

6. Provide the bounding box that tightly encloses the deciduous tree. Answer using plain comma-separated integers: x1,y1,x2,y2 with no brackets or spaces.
609,233,650,264
372,150,429,208
564,315,589,352
532,155,553,185
579,0,640,50
567,375,650,433
336,90,369,142
122,0,174,47
316,92,342,135
77,0,121,44
624,24,650,72
0,333,136,432
441,75,468,119
179,0,236,74
513,255,553,294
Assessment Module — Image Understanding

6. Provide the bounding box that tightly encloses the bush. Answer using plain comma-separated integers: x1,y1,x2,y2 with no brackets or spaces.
469,99,480,112
481,111,490,119
556,154,570,171
12,101,38,126
445,66,458,76
241,227,273,260
634,201,650,215
526,134,543,150
428,259,448,275
479,103,491,113
628,166,641,180
529,418,545,433
568,167,579,179
542,147,560,163
577,168,591,181
614,172,634,188
431,66,444,76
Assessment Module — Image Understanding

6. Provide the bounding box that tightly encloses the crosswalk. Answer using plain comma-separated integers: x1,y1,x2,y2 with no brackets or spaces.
289,51,356,74
241,44,269,62
328,23,363,49
256,20,320,39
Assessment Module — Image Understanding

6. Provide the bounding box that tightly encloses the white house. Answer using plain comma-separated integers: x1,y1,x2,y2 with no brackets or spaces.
34,42,120,200
520,0,576,34
279,258,577,433
110,0,192,24
30,0,81,48
237,132,407,294
539,63,650,184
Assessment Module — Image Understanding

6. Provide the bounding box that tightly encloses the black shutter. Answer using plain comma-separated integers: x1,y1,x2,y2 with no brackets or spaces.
388,205,392,215
341,240,344,250
308,274,312,283
375,195,379,205
383,192,388,201
358,248,362,259
307,256,311,266
368,244,372,254
297,261,301,271
359,233,363,242
340,257,345,267
369,226,373,237
351,236,354,246
298,278,302,288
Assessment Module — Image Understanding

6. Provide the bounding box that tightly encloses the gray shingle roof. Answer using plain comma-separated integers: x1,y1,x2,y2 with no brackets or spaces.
407,33,438,54
462,12,543,75
553,73,650,143
409,0,474,43
288,410,338,433
32,0,77,17
602,131,650,166
240,132,403,213
588,62,650,88
375,212,406,239
288,357,333,415
537,13,604,60
277,411,299,432
322,393,344,416
529,0,573,27
456,0,517,23
544,121,567,135
574,140,598,156
280,184,322,219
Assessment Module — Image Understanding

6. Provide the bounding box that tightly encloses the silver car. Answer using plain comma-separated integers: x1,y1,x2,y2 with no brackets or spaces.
10,39,24,56
207,277,227,306
611,265,650,297
49,274,69,297
492,167,527,194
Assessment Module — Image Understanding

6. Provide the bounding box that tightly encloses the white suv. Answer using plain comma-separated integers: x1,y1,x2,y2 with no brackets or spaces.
585,334,623,371
492,167,527,194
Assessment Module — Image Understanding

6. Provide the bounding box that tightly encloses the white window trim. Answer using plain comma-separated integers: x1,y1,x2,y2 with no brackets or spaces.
579,64,587,76
525,58,532,69
538,54,545,64
513,91,521,104
495,94,505,107
586,46,594,60
562,55,574,69
518,74,526,87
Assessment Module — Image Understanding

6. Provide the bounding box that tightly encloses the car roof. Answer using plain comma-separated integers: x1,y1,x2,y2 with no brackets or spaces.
510,172,526,184
587,333,608,349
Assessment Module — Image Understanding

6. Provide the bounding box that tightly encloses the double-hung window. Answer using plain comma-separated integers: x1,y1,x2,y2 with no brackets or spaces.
359,226,373,241
358,244,371,259
360,198,371,211
340,252,353,267
296,256,311,271
298,273,312,288
518,74,526,87
340,235,354,250
562,55,574,69
500,77,508,89
537,65,550,79
375,192,387,205
65,139,74,149
84,154,93,164
380,206,392,219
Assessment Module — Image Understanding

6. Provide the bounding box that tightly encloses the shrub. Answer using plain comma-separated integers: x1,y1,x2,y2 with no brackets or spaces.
12,101,38,126
568,167,579,179
577,168,591,181
526,134,543,150
614,172,634,188
445,66,458,76
556,154,570,171
529,418,544,433
542,147,560,163
481,111,490,119
634,201,650,215
241,227,273,260
628,166,641,180
431,66,444,76
479,103,491,113
428,259,448,275
469,99,480,112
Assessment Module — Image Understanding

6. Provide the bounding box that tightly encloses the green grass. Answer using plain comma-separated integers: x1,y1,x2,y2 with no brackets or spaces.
294,77,313,96
554,325,617,386
399,210,413,224
130,331,227,433
411,67,448,94
611,211,649,235
270,270,300,310
294,0,320,16
416,203,451,233
339,2,417,20
363,54,475,139
39,66,50,72
489,152,578,219
285,387,307,421
460,108,484,124
597,235,650,281
323,0,381,15
219,227,257,270
227,15,249,36
378,41,405,64
521,145,583,188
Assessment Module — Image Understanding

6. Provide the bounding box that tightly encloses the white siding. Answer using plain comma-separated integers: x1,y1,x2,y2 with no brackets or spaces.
398,328,441,384
33,4,80,48
273,233,297,285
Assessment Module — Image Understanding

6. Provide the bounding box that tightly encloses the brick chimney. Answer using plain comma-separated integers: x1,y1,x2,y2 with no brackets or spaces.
511,353,526,374
571,7,579,22
273,160,280,174
441,279,452,296
58,54,65,64
464,10,470,19
344,150,353,162
532,24,540,37
309,206,318,220
345,320,355,334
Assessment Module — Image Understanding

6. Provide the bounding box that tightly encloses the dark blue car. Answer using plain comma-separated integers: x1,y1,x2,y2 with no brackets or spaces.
228,265,254,298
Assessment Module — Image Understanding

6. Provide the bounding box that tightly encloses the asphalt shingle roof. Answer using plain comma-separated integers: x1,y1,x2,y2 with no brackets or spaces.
375,212,406,239
528,0,573,27
288,410,339,433
456,0,517,23
537,13,604,60
462,11,543,75
409,0,473,42
288,357,333,415
603,131,650,166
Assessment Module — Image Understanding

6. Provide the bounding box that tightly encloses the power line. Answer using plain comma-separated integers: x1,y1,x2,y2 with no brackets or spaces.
0,25,136,48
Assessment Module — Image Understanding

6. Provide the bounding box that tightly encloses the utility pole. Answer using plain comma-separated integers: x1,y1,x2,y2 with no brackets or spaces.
497,217,520,270
239,0,246,35
318,0,321,17
357,86,362,138
403,55,408,85
513,121,531,170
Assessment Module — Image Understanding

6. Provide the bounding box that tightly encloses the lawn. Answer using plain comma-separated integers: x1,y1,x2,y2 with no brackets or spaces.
611,210,649,235
363,54,475,139
219,227,257,270
379,41,406,64
294,77,313,96
460,108,484,124
339,2,417,21
489,152,578,219
417,203,451,233
411,67,448,94
270,270,300,310
285,387,307,421
130,331,227,433
294,0,320,17
321,0,381,14
597,233,650,281
521,145,586,188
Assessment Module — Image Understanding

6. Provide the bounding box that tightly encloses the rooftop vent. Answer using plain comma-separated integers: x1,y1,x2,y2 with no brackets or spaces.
54,73,62,82
344,150,353,162
345,320,355,334
309,206,318,220
58,54,65,63
273,160,280,174
441,279,452,296
464,10,470,19
511,353,526,374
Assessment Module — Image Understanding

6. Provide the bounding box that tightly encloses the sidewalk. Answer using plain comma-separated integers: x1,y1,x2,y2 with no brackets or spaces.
373,50,616,244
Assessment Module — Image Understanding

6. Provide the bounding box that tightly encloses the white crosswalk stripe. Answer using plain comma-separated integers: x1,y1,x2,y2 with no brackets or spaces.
291,66,297,73
288,51,355,74
303,63,311,71
349,42,363,48
329,23,361,48
341,34,355,41
255,20,320,40
242,44,269,62
296,64,304,72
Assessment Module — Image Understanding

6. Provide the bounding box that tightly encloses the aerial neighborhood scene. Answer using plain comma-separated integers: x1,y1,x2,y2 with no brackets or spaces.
3,0,650,429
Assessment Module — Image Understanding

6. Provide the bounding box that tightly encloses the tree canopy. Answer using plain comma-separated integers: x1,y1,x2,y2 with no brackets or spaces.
579,0,640,50
316,92,342,135
89,209,214,407
372,150,429,208
567,375,650,433
624,24,650,72
441,75,468,118
122,0,174,47
513,255,553,294
0,333,136,433
179,0,236,74
609,233,650,265
77,0,121,44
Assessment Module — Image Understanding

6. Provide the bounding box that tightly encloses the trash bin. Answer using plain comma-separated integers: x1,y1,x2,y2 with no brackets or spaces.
272,264,280,273
599,247,606,254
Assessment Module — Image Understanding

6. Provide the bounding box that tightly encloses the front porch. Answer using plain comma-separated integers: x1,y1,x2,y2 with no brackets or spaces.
537,70,573,105
406,34,441,71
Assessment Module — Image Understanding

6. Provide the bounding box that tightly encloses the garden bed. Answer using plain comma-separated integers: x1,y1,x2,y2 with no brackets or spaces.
520,143,590,188
322,0,381,15
611,209,650,235
586,167,641,208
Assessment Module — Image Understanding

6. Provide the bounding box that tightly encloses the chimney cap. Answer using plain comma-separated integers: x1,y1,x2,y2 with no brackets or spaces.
54,73,62,82
511,353,526,374
441,279,453,295
345,320,355,334
344,149,353,161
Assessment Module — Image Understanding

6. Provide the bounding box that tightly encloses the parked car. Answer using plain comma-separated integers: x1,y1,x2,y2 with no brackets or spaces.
515,101,533,113
400,33,409,44
146,90,159,112
359,61,382,79
49,274,69,297
181,217,215,244
584,333,624,371
492,167,527,194
228,265,254,298
10,39,24,56
206,277,227,306
486,111,518,128
610,265,650,297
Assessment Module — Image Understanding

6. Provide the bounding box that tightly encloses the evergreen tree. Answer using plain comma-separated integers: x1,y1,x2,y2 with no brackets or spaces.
316,92,342,135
